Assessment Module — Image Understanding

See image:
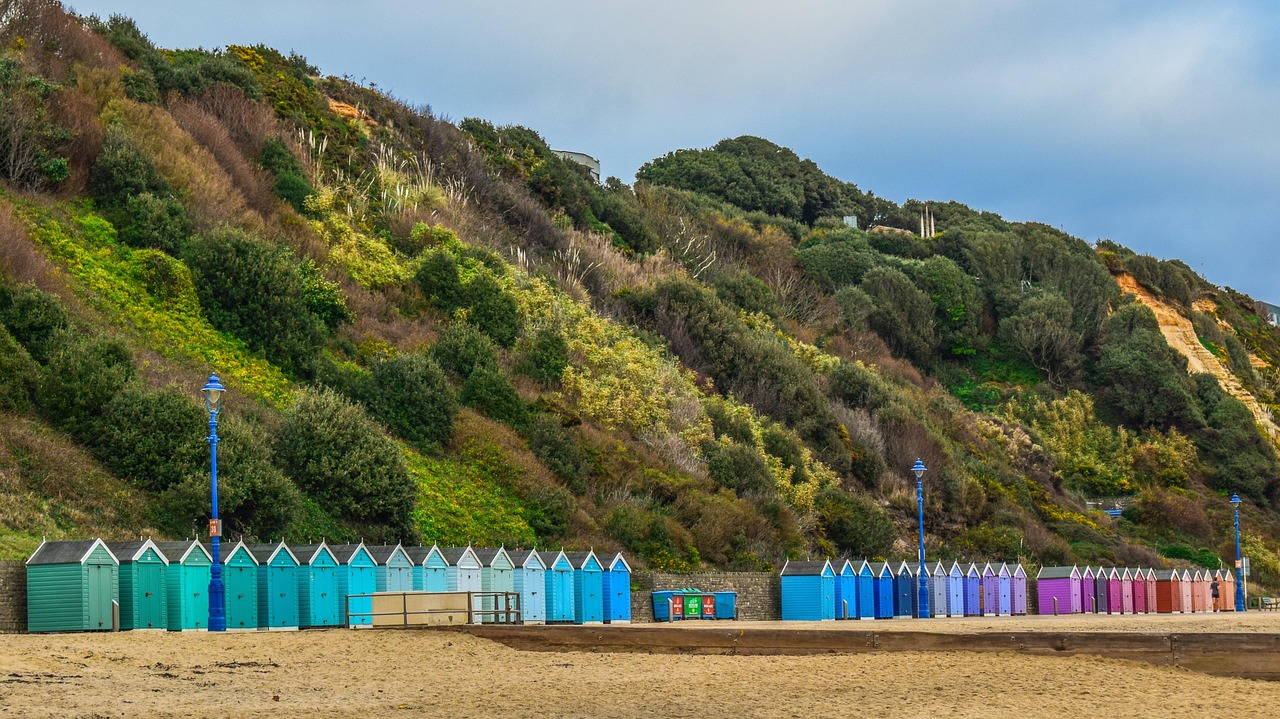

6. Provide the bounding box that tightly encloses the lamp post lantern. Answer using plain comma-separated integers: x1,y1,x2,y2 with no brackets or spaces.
1232,493,1245,612
913,458,929,619
202,373,227,632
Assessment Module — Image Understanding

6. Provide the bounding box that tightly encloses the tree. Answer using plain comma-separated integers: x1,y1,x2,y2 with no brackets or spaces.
37,329,135,442
463,275,522,347
0,56,70,189
1000,293,1082,385
913,255,984,356
815,487,896,558
1096,303,1201,430
860,266,937,365
92,384,205,492
364,352,455,452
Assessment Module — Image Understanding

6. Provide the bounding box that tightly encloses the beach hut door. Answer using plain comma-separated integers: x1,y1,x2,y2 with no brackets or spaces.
89,563,113,629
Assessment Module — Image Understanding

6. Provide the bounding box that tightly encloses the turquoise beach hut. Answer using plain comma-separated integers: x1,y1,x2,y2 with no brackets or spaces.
293,543,340,628
509,549,546,624
928,561,949,618
217,541,259,630
107,540,169,631
833,559,855,619
603,553,632,624
854,560,875,619
369,544,414,592
155,540,211,631
26,539,119,633
476,547,515,623
566,550,605,625
870,562,895,619
248,542,300,630
406,544,448,592
780,559,835,621
330,543,375,627
540,550,576,623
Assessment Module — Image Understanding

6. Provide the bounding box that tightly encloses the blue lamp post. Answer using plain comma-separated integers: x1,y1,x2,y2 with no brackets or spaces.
202,373,227,632
1232,493,1245,612
913,458,930,619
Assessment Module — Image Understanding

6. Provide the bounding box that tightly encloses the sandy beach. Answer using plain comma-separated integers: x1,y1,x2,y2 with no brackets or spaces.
3,613,1280,718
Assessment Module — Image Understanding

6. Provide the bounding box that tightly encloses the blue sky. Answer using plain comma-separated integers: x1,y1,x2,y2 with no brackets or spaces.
68,1,1280,300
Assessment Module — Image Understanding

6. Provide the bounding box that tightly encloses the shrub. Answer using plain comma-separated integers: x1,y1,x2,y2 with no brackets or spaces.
712,270,781,318
0,283,69,363
464,274,523,347
706,441,775,497
273,387,417,543
364,353,455,452
90,125,170,207
183,227,326,377
523,484,574,540
92,384,205,492
36,329,135,441
860,266,937,365
828,360,888,411
258,137,312,213
1096,303,1201,430
515,327,569,385
429,323,498,379
0,324,38,413
117,192,191,254
1000,293,1082,385
798,239,877,290
526,414,590,493
815,486,896,558
460,366,528,429
298,260,352,329
0,56,72,189
1192,373,1279,501
415,250,464,311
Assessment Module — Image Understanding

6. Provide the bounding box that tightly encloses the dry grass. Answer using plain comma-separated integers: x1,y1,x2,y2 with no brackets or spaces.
170,100,278,221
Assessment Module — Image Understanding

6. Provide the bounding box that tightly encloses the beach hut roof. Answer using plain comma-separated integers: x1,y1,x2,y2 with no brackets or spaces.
1036,565,1079,580
1120,567,1133,580
895,561,914,577
154,540,212,564
289,542,335,565
564,550,601,570
931,561,948,575
537,549,569,568
997,563,1011,577
329,543,371,564
106,539,169,565
1106,567,1121,579
607,553,632,573
831,558,853,574
981,563,996,575
474,547,514,568
366,544,410,565
780,559,832,576
1082,566,1095,579
1013,564,1026,577
507,549,546,569
403,545,434,565
965,563,980,577
214,540,256,565
1153,569,1180,581
869,561,891,576
27,538,118,566
247,542,298,564
441,546,482,566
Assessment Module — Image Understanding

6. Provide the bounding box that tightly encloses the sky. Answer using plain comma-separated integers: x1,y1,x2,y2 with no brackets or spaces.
67,1,1280,301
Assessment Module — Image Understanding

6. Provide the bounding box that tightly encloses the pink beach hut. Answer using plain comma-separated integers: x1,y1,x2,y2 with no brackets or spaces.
1081,566,1097,613
1142,568,1157,614
1200,570,1213,612
1120,568,1135,614
1190,570,1205,612
1106,568,1123,614
1220,569,1235,612
1179,569,1195,612
1131,569,1147,614
1036,566,1081,615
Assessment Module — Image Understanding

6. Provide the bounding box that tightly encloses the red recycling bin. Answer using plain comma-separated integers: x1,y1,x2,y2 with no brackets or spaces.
702,594,716,618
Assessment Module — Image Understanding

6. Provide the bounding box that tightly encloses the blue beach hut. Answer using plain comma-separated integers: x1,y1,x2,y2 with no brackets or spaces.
509,549,546,624
540,550,576,623
779,559,834,621
107,540,169,631
405,546,432,590
893,562,914,618
854,560,875,619
442,546,483,594
248,542,300,630
603,553,632,624
218,541,259,630
369,544,414,592
476,548,515,623
928,561,949,618
946,562,965,617
25,539,119,633
293,543,340,628
154,540,211,631
997,563,1012,616
415,545,450,592
833,559,855,619
870,562,895,619
330,543,375,627
964,564,981,616
565,550,605,625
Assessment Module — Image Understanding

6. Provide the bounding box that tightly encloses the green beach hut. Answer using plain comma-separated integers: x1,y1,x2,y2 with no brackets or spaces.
216,540,260,630
155,540,212,631
26,539,119,633
107,540,169,631
248,542,300,630
293,543,340,628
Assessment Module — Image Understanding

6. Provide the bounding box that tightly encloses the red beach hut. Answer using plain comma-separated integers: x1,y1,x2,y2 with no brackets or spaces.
1220,569,1235,611
1106,568,1123,614
1154,569,1181,613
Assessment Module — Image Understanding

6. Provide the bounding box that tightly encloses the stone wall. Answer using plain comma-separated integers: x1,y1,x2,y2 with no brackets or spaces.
0,560,26,633
630,571,779,622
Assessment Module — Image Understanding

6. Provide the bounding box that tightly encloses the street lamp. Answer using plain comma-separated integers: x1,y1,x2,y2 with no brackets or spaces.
202,373,226,632
913,458,929,619
1232,494,1245,613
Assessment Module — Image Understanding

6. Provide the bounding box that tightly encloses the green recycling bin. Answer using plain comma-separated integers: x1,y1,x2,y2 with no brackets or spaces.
682,589,703,619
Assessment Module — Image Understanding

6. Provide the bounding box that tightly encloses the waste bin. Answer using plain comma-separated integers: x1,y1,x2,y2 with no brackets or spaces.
682,589,703,619
701,593,716,618
652,591,683,622
714,592,737,619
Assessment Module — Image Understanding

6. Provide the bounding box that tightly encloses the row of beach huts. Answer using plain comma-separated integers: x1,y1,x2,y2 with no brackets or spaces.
779,559,1029,620
24,538,632,633
1036,565,1237,615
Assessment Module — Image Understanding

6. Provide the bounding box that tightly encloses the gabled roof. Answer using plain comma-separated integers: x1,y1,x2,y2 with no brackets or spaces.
780,559,832,576
508,549,547,570
474,547,514,568
930,561,948,576
1120,568,1132,580
1036,565,1079,580
106,539,169,565
964,563,980,577
154,540,212,565
895,561,914,577
404,545,433,565
980,563,996,576
366,544,410,566
26,538,118,566
538,549,570,569
1153,569,1180,581
209,540,257,565
329,543,372,565
1013,564,1026,577
441,546,481,568
246,542,299,565
948,561,964,576
831,558,853,575
289,542,335,565
997,563,1011,577
854,559,873,575
607,553,632,573
1082,566,1095,578
564,550,601,571
1107,567,1122,579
